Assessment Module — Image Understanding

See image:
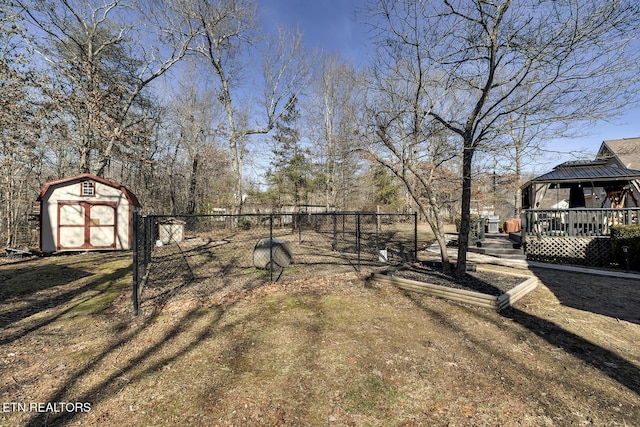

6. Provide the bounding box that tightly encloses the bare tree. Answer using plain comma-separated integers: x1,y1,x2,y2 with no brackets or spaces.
165,66,228,214
364,53,459,270
306,53,363,210
497,111,564,217
0,0,47,246
366,0,640,274
176,0,309,213
17,0,195,177
116,66,235,215
362,1,459,270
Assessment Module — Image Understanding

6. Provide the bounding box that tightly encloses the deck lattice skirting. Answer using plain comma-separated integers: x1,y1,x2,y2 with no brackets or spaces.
525,236,611,267
371,273,539,311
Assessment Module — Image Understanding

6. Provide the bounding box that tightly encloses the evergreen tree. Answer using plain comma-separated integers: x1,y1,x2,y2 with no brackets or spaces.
266,96,311,210
372,164,403,210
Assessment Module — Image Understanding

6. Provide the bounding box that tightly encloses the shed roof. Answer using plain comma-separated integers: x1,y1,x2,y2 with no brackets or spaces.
37,173,141,207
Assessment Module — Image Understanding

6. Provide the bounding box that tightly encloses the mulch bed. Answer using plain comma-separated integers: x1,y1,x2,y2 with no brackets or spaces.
388,263,525,296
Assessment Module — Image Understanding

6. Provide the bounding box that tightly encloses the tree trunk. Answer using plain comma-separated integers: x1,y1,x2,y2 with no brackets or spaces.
456,144,474,276
79,144,90,174
421,206,451,274
514,142,522,217
4,171,13,247
96,131,118,177
187,153,199,214
419,183,452,273
229,137,243,214
217,64,243,215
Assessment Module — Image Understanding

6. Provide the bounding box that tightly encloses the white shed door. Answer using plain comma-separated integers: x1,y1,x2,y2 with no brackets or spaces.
89,204,116,247
58,202,117,250
59,203,86,248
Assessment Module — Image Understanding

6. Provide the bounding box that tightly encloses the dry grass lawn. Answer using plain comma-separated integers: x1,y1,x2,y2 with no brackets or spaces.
0,250,639,426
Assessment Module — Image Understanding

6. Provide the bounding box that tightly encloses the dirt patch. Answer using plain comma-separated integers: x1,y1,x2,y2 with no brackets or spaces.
1,252,639,426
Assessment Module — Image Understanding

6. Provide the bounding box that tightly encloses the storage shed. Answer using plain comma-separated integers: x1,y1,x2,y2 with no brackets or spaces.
37,173,141,253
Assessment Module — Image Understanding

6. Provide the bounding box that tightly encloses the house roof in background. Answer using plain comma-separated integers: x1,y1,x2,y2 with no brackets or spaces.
597,137,640,170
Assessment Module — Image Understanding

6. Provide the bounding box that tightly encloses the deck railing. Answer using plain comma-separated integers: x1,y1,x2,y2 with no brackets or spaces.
521,208,640,238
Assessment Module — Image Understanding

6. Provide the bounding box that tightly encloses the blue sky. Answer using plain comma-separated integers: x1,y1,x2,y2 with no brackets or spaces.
258,0,640,173
259,0,372,63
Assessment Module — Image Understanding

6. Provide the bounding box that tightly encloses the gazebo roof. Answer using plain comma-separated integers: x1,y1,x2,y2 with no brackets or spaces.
529,161,640,185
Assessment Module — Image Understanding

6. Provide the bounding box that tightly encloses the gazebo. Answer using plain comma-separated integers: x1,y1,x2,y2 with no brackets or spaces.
519,138,640,266
522,159,640,211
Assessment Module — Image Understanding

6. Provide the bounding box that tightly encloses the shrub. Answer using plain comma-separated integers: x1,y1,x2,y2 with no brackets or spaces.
238,217,252,230
610,224,640,271
454,213,480,232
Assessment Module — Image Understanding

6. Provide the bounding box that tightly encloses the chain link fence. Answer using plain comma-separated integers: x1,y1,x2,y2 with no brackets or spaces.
132,212,418,314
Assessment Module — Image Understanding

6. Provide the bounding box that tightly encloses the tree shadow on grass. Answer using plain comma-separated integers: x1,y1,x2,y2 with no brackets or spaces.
529,267,640,325
500,306,640,396
0,263,92,299
0,267,129,345
398,287,640,405
22,305,223,426
393,261,640,396
22,287,309,426
142,238,270,311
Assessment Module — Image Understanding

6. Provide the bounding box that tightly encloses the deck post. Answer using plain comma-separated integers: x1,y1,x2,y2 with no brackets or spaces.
520,211,527,250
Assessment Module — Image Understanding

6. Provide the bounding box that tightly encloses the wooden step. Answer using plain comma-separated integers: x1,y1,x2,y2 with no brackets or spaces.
470,233,526,260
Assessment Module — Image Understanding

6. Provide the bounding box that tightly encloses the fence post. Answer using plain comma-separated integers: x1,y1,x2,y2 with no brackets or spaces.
356,212,361,271
375,214,379,251
131,210,140,316
332,212,337,251
297,212,302,244
144,215,152,267
270,214,274,282
414,212,418,262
